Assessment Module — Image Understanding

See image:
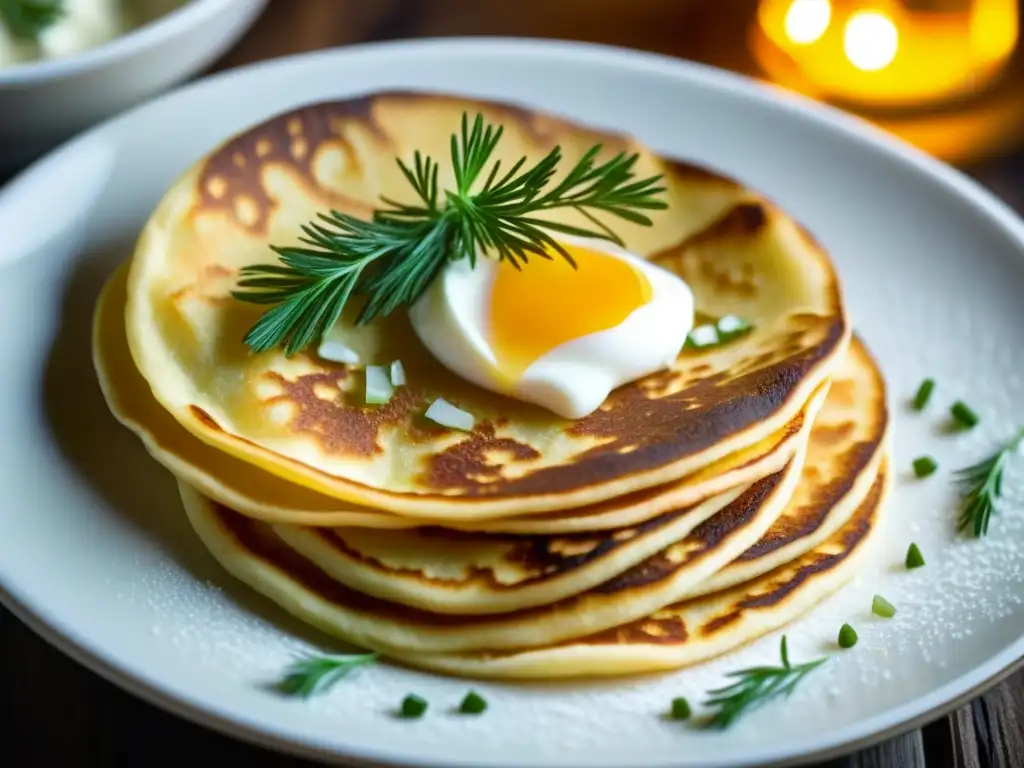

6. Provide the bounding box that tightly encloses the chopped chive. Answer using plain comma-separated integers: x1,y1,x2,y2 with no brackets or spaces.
912,378,935,410
400,693,428,718
905,543,925,569
459,690,487,714
670,696,692,720
872,595,897,619
837,623,858,649
912,456,938,478
951,401,979,429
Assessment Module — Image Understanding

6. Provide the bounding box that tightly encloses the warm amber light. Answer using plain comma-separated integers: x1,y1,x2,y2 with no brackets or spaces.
754,0,1020,108
844,11,899,71
785,0,832,44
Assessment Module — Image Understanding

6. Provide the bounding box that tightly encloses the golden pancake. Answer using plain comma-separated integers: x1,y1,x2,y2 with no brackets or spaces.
94,262,822,531
126,92,848,519
399,462,890,679
681,334,889,599
176,449,886,673
273,485,748,615
175,448,802,654
269,383,822,615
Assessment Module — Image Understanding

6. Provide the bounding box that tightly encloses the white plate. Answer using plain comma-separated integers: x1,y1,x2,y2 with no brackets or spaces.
1,38,1023,768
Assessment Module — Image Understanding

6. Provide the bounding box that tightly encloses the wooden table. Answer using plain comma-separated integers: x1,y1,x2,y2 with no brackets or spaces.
3,1,1023,765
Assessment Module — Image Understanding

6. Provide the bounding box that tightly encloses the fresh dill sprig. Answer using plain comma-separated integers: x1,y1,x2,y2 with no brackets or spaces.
0,0,64,41
272,651,378,698
232,112,668,356
953,427,1024,538
701,636,827,729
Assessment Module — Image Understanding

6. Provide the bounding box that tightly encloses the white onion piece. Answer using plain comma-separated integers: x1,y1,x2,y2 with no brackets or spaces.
365,365,393,404
424,398,475,431
716,315,752,338
317,340,360,365
390,360,406,386
687,324,719,348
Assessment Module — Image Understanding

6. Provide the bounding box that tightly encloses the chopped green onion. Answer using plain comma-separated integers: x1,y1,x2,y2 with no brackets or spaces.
390,360,406,387
459,690,487,714
905,543,925,569
424,398,475,431
716,315,753,341
686,324,719,348
912,456,938,478
872,594,897,618
837,623,858,649
317,340,359,365
364,365,393,404
951,401,979,429
912,378,935,410
400,693,428,718
670,696,691,720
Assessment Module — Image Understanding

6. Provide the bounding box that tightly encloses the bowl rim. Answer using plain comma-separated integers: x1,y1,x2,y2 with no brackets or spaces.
0,0,264,86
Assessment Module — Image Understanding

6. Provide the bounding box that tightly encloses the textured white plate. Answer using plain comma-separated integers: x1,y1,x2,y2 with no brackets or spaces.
1,38,1023,768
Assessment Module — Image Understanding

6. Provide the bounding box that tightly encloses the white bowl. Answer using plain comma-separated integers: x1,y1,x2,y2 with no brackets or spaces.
0,0,268,172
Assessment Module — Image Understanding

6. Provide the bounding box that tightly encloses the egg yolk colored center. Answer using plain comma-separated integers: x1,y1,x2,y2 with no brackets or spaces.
488,242,653,380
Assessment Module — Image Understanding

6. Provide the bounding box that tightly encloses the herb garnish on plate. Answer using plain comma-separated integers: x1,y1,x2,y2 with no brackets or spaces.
232,112,668,356
272,651,377,697
954,427,1024,537
701,635,827,729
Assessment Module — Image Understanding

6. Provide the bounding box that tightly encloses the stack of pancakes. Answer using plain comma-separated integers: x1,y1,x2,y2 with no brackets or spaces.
92,93,890,679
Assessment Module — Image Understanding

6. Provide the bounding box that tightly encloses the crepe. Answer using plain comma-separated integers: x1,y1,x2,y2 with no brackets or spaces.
176,449,802,654
266,381,818,615
176,439,886,668
399,462,890,679
94,262,821,531
125,91,848,519
680,335,889,599
269,335,881,616
272,484,748,615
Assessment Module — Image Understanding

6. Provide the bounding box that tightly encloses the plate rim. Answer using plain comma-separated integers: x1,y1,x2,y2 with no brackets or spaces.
3,35,1024,768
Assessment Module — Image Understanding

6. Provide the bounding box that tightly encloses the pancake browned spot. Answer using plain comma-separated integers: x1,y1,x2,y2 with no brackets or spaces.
265,369,421,456
189,405,223,431
812,421,856,448
315,495,708,592
664,158,741,187
421,424,541,488
591,470,784,594
737,439,877,562
827,378,858,407
193,98,384,234
702,474,882,635
582,615,689,645
675,201,768,251
217,502,484,627
423,325,838,498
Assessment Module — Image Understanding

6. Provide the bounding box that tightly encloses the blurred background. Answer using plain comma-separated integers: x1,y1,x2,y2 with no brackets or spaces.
5,0,1024,185
215,0,1024,174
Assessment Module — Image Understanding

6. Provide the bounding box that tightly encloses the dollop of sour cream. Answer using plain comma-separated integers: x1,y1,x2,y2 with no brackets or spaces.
0,0,182,68
408,235,695,420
